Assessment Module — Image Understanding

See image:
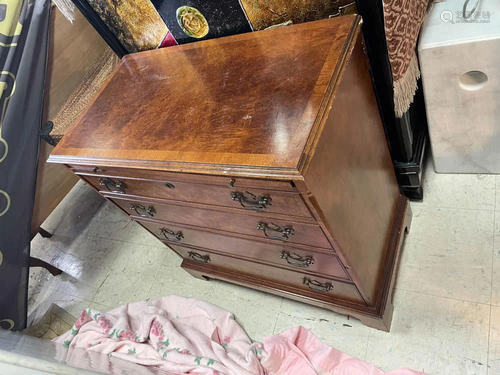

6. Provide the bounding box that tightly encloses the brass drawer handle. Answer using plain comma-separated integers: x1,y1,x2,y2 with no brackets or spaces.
159,228,183,242
130,204,156,218
280,251,314,268
188,251,210,264
257,222,294,241
100,178,127,194
302,277,333,293
231,191,271,211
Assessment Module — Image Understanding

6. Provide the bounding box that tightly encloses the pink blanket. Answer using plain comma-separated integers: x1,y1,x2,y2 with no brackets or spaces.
54,296,426,375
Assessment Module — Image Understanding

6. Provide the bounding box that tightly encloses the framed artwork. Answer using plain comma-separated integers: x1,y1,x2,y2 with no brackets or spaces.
83,0,168,53
72,0,344,56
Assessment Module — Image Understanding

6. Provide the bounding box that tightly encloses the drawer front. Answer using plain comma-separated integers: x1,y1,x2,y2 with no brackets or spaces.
71,165,297,191
138,219,347,280
110,196,331,249
172,245,363,305
84,175,311,218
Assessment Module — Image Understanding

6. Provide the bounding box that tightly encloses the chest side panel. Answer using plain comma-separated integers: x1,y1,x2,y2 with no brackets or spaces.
303,36,400,305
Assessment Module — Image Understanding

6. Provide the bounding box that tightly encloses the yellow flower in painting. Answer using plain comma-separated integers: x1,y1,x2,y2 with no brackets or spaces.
176,6,209,38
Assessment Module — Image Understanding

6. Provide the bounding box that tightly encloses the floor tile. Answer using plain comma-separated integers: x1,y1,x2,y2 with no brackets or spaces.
93,267,158,308
489,305,500,374
29,234,80,293
204,281,283,342
92,240,166,308
496,176,500,211
51,236,123,300
274,299,370,360
75,181,99,202
31,233,76,263
490,216,500,306
148,264,214,301
413,157,495,210
111,242,168,275
53,189,105,238
366,290,489,375
162,246,183,268
31,233,85,259
85,201,165,248
89,302,114,313
86,200,131,240
27,267,59,308
118,220,166,248
38,182,84,234
396,206,494,304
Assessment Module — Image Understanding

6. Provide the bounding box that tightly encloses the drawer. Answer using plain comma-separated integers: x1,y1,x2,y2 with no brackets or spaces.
138,218,347,280
71,165,297,191
84,174,311,218
110,196,331,249
172,245,364,305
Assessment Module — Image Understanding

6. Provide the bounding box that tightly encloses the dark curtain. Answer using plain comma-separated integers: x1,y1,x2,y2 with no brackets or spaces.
0,0,51,331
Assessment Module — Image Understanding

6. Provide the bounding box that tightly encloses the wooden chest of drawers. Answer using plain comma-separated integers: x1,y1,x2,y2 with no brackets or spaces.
49,15,411,331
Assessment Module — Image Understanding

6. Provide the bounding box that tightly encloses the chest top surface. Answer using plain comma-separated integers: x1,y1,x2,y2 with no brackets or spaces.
50,15,361,177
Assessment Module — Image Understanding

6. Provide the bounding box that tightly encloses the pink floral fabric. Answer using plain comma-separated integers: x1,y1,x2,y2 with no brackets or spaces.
55,296,264,375
55,296,426,375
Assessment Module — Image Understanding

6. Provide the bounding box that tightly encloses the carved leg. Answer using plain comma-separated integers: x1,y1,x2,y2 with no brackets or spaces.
38,227,53,238
29,257,63,276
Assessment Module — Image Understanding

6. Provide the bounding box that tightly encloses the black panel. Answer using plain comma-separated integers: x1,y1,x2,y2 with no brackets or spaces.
355,0,413,162
151,0,252,44
355,0,428,200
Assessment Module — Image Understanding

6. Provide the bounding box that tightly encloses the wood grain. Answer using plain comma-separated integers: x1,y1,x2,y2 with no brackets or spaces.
84,174,311,218
71,165,297,189
50,17,357,174
33,8,107,236
31,143,78,237
108,195,331,249
138,217,348,279
173,245,364,304
303,36,400,305
44,8,109,121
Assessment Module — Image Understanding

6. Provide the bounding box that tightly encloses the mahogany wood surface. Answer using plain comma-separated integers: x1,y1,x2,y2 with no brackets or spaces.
84,174,312,218
182,199,411,331
138,218,348,280
49,16,411,330
172,245,364,304
32,8,107,237
303,35,400,305
49,16,358,176
72,166,297,190
109,195,332,249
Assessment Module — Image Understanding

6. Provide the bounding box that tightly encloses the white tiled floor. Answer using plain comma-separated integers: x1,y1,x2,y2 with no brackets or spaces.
28,157,500,374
